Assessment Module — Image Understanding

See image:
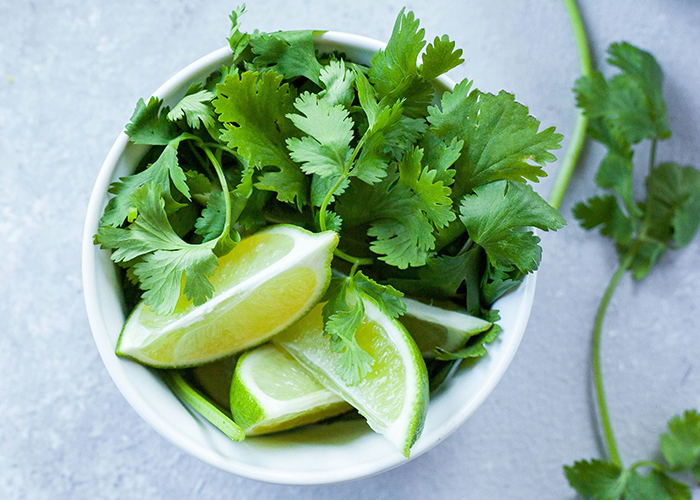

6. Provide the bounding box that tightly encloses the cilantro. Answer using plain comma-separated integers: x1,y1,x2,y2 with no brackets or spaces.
97,7,565,396
428,82,562,200
124,96,180,146
321,277,374,386
167,84,216,130
100,139,191,228
97,183,220,314
459,180,566,274
214,70,309,209
249,30,323,85
562,40,700,500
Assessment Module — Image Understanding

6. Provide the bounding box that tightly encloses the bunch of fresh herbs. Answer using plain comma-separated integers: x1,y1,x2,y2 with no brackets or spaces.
560,38,700,500
94,6,565,388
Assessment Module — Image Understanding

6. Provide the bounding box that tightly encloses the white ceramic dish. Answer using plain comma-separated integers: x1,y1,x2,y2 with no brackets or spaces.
82,31,536,485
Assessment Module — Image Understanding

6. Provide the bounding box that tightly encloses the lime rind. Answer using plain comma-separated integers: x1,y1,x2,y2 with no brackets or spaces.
273,296,429,458
115,225,338,368
230,344,351,435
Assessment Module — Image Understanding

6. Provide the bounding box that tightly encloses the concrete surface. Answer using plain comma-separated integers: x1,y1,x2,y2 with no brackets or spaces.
1,0,699,498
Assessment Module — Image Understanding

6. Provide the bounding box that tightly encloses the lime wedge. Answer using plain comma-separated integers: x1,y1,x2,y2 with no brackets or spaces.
273,297,429,457
400,297,492,358
116,225,338,367
230,343,352,435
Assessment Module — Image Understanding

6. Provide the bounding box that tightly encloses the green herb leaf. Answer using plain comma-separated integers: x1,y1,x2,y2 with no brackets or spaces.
428,83,562,199
459,180,566,273
353,271,405,318
286,92,354,179
99,141,190,228
167,85,216,130
564,459,627,500
250,30,323,85
97,183,219,314
319,59,356,108
124,97,180,146
573,195,635,247
336,167,435,268
215,70,308,208
659,410,700,477
322,278,374,385
419,35,464,82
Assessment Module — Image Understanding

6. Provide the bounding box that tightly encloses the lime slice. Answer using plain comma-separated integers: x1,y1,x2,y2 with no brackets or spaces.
116,225,338,367
400,298,492,358
273,297,429,457
230,343,352,435
191,355,239,409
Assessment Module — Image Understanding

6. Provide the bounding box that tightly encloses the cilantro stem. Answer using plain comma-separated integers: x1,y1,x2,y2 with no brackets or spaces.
203,146,232,232
318,173,349,232
548,0,593,211
164,371,245,441
592,241,641,467
187,141,216,180
630,460,673,473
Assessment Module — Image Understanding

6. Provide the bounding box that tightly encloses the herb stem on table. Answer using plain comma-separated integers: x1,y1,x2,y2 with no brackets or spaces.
591,243,639,468
548,0,593,211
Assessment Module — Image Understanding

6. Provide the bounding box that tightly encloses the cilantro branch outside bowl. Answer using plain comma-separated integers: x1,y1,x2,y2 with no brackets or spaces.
82,31,537,485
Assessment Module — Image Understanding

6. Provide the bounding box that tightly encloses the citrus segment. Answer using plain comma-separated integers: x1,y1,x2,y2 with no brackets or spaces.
230,344,352,435
273,298,429,457
116,225,338,367
400,297,492,358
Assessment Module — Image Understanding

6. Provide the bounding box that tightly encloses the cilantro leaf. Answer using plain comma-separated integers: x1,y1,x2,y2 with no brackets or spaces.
625,470,690,500
645,162,700,248
214,70,308,208
419,35,464,82
99,141,190,228
420,132,461,186
659,410,700,477
249,30,323,85
286,92,354,179
367,8,434,117
573,195,635,247
459,180,566,273
368,8,425,100
322,277,374,385
124,96,180,146
389,247,479,300
319,59,355,108
227,5,250,61
353,271,405,318
575,42,670,145
336,167,435,268
428,82,562,199
167,85,216,130
434,325,500,360
97,183,219,314
398,146,456,228
564,459,627,500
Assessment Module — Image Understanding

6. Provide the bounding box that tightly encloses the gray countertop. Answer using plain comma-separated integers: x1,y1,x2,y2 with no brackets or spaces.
2,0,699,498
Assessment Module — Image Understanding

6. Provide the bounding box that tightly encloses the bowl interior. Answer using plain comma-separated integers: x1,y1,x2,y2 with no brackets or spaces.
82,31,536,485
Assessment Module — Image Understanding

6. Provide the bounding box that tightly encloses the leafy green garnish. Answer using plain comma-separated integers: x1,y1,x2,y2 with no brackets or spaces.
562,41,700,500
96,6,565,393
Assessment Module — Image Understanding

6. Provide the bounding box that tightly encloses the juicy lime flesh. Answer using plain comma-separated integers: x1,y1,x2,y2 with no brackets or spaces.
248,402,350,435
171,232,295,314
138,266,317,364
253,347,328,401
275,304,405,425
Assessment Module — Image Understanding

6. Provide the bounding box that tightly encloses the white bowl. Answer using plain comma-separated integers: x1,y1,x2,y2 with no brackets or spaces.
82,31,536,485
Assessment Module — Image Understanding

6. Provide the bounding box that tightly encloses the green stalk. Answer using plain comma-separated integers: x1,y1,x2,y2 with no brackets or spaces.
164,372,245,441
592,242,640,467
203,146,232,234
548,0,594,210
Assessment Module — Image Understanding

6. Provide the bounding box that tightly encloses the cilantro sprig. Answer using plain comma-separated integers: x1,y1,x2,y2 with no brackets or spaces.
555,36,700,500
